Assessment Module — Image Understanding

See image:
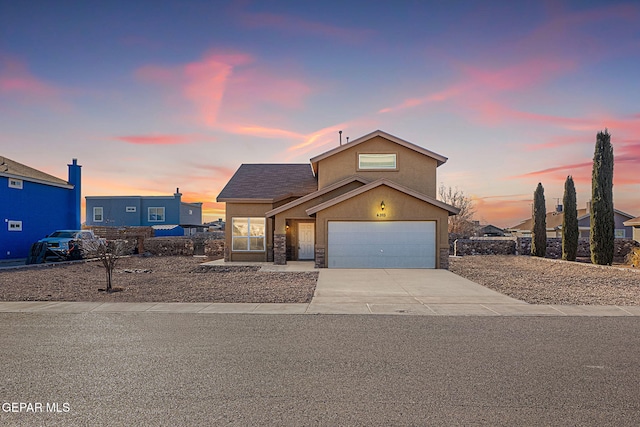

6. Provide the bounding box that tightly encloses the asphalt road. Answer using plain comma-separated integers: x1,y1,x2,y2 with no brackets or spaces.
1,313,639,426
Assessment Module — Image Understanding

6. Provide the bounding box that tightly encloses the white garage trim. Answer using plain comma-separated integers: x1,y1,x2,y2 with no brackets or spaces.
328,221,436,269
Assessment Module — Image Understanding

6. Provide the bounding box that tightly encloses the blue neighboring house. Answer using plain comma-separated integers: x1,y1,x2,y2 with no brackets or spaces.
85,189,203,236
0,156,81,260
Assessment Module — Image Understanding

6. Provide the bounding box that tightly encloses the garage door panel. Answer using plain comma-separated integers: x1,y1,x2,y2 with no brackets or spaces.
328,221,436,269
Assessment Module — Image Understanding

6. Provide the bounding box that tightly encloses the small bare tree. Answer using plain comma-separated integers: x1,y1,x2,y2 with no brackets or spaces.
438,184,476,237
95,240,126,292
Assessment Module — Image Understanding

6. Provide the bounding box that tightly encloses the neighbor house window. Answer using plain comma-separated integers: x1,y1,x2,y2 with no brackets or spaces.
126,206,136,213
615,229,626,238
232,217,265,251
8,178,23,189
93,207,103,222
8,220,22,231
358,153,397,170
148,207,165,222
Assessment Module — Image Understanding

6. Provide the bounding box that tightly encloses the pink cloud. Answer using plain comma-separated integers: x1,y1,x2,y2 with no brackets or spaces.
136,50,312,129
0,56,66,109
379,57,575,115
284,118,378,160
235,7,374,44
525,134,592,151
114,135,194,145
218,124,305,140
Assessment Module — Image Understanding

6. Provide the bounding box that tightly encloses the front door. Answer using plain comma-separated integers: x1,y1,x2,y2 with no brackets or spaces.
298,223,315,260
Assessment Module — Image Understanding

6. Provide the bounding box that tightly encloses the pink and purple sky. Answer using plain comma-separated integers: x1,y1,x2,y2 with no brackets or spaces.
1,0,638,227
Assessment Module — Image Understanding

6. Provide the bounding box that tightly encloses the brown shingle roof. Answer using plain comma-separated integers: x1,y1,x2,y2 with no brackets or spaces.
217,164,317,202
0,155,70,187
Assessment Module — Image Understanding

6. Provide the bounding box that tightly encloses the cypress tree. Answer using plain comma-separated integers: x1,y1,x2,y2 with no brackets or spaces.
562,175,578,261
531,182,546,257
590,129,615,265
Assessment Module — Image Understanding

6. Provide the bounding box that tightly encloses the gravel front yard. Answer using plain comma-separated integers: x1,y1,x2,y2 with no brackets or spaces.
1,255,639,305
0,256,318,303
450,255,640,305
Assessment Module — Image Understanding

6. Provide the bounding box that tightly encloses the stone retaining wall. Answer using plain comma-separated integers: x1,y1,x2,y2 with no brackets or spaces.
142,235,225,257
454,237,639,261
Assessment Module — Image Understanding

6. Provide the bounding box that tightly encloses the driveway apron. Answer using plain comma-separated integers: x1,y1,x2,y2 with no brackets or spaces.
307,269,526,315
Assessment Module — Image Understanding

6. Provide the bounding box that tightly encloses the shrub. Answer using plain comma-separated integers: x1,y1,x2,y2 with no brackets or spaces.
625,247,640,268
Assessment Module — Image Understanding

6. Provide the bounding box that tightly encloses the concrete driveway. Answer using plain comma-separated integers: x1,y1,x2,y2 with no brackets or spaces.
308,268,528,315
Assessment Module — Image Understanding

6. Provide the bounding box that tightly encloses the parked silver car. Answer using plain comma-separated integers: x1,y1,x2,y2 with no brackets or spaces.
37,230,102,261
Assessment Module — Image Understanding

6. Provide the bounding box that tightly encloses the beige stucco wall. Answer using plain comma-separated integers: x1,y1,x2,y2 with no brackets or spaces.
272,181,365,233
225,202,273,262
317,136,438,197
313,185,450,268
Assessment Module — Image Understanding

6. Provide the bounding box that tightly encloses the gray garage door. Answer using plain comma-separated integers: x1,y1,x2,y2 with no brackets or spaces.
328,221,436,268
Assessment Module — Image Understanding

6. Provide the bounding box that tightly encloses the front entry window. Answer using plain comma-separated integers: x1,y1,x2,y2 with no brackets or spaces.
232,217,266,251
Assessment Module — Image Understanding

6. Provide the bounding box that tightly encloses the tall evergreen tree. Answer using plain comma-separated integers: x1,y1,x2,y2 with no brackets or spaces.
531,182,546,257
562,175,578,261
590,129,615,265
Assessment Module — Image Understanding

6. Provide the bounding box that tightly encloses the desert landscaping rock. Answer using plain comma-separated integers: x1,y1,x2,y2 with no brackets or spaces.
2,255,639,306
450,255,640,305
0,256,317,303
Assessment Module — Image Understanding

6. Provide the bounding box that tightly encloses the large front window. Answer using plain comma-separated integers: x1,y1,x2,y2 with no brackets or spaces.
358,153,397,170
232,217,265,251
148,207,165,222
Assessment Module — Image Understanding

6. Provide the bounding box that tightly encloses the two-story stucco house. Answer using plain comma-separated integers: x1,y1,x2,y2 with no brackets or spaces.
217,130,459,269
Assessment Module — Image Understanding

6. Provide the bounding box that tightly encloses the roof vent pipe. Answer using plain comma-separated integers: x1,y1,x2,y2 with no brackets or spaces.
339,130,342,146
346,137,349,143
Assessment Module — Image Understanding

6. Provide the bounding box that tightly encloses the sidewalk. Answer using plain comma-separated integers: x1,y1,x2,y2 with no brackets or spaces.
0,300,638,316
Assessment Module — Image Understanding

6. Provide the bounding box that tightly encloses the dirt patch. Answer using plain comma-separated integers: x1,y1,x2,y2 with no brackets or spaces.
0,256,317,303
450,255,640,305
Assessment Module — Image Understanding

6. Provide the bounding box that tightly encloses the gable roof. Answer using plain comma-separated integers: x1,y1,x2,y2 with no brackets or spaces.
510,209,588,231
0,155,71,188
216,164,317,202
305,178,460,216
577,208,635,221
623,216,640,226
265,176,370,217
309,130,448,175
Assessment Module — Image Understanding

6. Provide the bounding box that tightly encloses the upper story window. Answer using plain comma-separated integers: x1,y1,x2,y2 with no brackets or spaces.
93,207,103,222
148,207,165,222
8,220,22,231
358,153,397,170
8,178,23,189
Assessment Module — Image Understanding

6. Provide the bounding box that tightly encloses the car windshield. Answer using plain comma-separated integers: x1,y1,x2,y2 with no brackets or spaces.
49,231,77,238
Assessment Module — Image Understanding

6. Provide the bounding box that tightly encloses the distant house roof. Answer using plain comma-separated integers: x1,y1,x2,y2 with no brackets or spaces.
510,208,588,231
578,209,635,221
309,129,448,175
217,164,317,202
0,155,71,188
624,216,640,227
510,207,635,231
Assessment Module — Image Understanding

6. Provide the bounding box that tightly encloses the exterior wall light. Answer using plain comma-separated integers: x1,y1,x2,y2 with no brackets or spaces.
380,201,385,211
